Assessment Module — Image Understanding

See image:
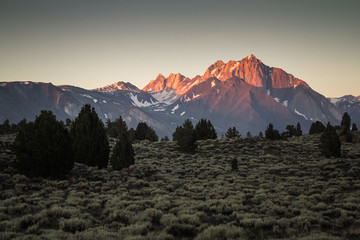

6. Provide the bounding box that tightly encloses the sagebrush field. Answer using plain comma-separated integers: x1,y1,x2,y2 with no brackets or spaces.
1,134,360,239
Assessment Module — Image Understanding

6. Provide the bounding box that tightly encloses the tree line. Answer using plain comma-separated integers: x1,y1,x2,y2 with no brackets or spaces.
0,119,27,135
13,104,135,178
10,104,358,178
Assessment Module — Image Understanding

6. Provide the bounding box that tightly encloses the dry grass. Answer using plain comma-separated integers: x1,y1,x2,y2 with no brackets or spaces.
1,133,360,239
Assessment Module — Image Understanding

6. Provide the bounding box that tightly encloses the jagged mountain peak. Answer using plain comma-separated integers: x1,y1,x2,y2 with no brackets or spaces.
142,72,190,93
156,73,166,79
213,60,225,66
95,81,139,92
244,54,260,62
142,54,310,95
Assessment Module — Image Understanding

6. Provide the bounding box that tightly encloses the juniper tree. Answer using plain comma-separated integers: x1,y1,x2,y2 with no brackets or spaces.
341,112,351,131
352,123,358,132
296,122,303,136
71,104,109,169
285,125,296,137
128,128,136,143
65,118,72,127
258,131,264,138
194,119,217,140
225,127,240,139
265,123,281,140
320,122,341,158
145,127,159,142
160,136,170,142
106,116,128,138
344,130,353,143
309,121,325,134
13,111,74,178
135,122,149,140
135,122,158,142
0,119,11,134
110,134,135,170
173,119,197,153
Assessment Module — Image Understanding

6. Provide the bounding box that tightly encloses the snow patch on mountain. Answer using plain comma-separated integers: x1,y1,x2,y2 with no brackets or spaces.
274,97,280,103
187,79,200,90
267,89,271,95
81,94,93,99
192,93,201,99
294,109,308,120
230,62,240,72
171,104,179,113
128,93,152,107
211,81,216,87
181,111,186,116
151,89,178,105
330,98,341,104
153,108,165,112
93,99,98,103
64,106,71,115
283,100,288,107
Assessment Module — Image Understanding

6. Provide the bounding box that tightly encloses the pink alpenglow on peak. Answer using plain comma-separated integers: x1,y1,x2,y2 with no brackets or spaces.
142,54,310,96
142,72,193,94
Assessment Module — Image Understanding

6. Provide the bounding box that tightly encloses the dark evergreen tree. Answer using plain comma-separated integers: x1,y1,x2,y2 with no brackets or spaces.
110,134,135,170
9,118,27,133
71,104,109,169
128,128,136,143
246,131,252,138
344,130,353,143
135,122,148,140
225,127,240,139
135,122,158,142
285,125,296,137
65,118,72,127
0,119,11,134
341,112,351,131
160,136,170,142
352,123,358,132
265,123,281,140
281,131,290,139
258,131,264,138
339,113,354,142
13,111,74,177
173,119,197,153
194,119,217,140
309,121,325,134
106,116,128,138
145,127,159,142
296,122,303,136
17,118,27,131
320,122,341,158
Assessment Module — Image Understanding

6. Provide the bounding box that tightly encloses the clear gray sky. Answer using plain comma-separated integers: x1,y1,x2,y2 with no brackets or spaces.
1,0,359,97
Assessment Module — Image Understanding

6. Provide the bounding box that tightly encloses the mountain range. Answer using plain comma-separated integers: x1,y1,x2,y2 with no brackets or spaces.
1,55,358,137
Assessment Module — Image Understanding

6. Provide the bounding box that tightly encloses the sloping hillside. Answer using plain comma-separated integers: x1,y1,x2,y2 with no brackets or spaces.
0,134,360,239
